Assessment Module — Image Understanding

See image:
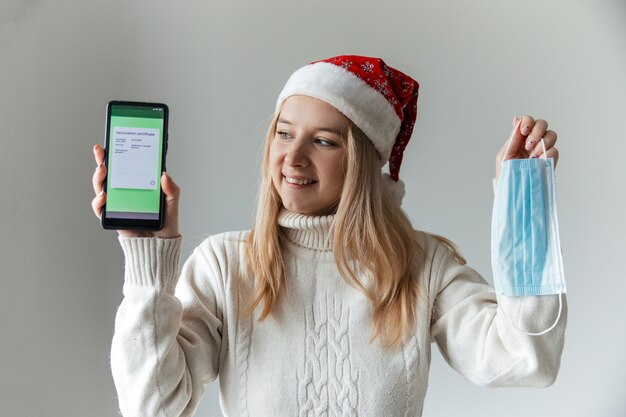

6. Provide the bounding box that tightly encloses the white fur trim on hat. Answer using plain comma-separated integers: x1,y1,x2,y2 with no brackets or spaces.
276,62,401,163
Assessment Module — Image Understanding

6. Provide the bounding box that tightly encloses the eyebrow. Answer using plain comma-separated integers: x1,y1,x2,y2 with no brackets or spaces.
277,118,344,136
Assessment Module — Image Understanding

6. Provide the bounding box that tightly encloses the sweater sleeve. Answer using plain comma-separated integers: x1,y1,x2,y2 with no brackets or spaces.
429,242,567,388
111,235,224,417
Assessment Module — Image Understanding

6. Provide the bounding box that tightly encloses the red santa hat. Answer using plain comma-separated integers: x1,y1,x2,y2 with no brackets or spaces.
275,54,419,205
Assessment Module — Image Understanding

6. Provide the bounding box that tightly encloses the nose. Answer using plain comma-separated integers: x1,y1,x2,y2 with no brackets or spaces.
285,138,310,167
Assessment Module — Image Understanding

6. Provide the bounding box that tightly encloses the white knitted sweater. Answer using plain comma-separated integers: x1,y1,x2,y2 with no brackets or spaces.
111,209,567,417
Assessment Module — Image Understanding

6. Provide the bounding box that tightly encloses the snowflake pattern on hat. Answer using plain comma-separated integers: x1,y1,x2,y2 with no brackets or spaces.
310,55,419,183
276,54,420,204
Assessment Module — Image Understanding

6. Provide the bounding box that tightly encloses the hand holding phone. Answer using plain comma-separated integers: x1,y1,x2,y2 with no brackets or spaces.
92,143,180,238
97,101,179,235
92,100,180,238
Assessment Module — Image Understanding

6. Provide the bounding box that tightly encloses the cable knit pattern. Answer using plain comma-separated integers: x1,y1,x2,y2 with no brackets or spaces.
401,334,420,417
110,203,566,417
296,293,359,417
237,312,253,417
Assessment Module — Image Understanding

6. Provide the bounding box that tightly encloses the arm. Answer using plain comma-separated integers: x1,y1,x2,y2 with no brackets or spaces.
429,242,567,388
430,114,566,387
111,235,223,417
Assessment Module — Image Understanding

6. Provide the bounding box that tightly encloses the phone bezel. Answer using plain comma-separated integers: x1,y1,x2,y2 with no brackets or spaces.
101,100,169,230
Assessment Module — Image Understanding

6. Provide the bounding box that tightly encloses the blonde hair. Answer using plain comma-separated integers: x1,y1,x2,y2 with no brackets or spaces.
244,104,466,350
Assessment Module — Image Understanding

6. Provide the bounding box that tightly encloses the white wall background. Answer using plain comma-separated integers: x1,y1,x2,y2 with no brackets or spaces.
1,1,624,416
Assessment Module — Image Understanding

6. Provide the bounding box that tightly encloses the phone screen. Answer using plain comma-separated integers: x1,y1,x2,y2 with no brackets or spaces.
104,103,167,224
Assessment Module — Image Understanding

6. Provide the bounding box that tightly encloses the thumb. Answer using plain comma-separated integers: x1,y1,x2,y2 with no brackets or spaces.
161,171,180,200
505,118,524,160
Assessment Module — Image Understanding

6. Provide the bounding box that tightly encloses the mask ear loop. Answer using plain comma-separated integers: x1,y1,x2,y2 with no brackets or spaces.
498,129,563,336
499,292,564,336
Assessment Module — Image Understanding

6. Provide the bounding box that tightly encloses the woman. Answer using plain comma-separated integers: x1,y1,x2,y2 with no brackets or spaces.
91,55,566,417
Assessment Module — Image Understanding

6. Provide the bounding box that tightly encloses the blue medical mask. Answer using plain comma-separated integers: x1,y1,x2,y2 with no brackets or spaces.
491,137,566,335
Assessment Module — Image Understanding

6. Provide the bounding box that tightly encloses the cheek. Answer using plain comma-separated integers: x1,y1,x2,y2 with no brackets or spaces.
268,144,282,172
268,146,287,192
324,155,347,189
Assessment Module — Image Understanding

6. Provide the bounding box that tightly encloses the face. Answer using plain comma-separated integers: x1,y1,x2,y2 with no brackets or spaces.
270,95,349,216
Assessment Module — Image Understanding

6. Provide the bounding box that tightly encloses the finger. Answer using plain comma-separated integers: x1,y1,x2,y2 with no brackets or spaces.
161,172,180,200
529,130,557,158
524,119,548,152
532,142,559,161
543,129,557,148
544,147,559,167
505,118,526,160
91,191,106,219
519,115,536,136
93,144,105,166
92,162,107,194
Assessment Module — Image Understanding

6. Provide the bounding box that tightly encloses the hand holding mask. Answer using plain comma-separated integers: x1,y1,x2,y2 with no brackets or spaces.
491,116,566,336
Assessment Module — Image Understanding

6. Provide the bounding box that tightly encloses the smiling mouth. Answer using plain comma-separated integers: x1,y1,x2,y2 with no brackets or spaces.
283,175,318,186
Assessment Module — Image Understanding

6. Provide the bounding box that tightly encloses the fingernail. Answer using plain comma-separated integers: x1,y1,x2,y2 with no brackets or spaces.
522,125,531,135
525,140,534,151
97,190,104,196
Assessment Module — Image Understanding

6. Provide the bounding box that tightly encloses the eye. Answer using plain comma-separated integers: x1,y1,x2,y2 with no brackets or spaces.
277,130,291,140
315,138,337,147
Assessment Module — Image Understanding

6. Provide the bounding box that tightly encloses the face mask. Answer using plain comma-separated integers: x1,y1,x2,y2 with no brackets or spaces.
491,137,566,336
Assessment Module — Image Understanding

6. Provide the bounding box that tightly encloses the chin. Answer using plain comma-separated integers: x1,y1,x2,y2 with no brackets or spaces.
287,204,338,217
283,204,315,215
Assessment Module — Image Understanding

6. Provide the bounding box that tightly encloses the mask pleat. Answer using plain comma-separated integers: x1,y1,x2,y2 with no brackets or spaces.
520,162,530,292
497,164,512,291
491,156,566,299
531,161,548,292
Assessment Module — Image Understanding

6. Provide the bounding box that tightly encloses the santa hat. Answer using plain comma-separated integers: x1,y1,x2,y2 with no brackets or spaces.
275,55,419,205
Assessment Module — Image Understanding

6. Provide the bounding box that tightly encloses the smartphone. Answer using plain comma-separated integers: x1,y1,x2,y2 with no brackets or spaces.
101,100,169,230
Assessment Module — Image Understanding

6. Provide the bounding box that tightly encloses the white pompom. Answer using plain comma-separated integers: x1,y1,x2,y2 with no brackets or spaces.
382,173,405,206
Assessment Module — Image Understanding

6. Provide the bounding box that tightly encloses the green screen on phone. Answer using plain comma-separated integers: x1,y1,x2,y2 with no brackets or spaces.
105,104,165,220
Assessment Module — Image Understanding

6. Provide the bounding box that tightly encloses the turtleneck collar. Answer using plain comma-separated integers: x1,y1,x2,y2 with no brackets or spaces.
277,208,335,252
